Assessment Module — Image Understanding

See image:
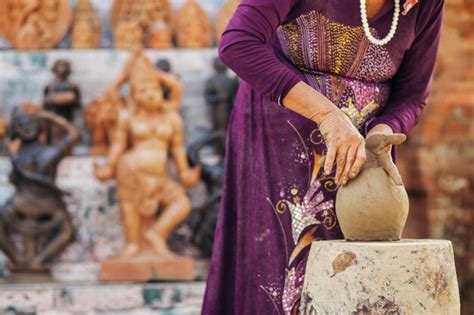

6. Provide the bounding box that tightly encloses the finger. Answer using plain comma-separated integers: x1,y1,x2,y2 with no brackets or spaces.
324,143,337,175
384,133,407,146
349,142,367,179
366,133,406,150
365,133,384,151
340,144,358,185
335,144,349,185
381,157,404,186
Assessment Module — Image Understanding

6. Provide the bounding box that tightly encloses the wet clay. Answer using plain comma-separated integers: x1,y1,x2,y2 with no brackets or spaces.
336,167,409,241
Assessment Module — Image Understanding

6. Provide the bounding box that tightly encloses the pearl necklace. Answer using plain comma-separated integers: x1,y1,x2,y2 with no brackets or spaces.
360,0,400,46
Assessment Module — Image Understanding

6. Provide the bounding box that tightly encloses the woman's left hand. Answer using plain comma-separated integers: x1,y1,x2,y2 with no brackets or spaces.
365,124,406,186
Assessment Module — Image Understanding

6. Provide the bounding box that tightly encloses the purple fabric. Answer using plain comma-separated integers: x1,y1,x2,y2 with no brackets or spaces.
203,1,444,314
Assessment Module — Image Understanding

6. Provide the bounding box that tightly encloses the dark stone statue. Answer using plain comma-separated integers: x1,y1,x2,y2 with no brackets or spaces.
43,59,81,144
188,131,226,256
186,57,238,256
204,57,239,132
0,105,80,272
155,58,173,100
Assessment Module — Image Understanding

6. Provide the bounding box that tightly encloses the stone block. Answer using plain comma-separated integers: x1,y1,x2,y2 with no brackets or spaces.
301,240,460,314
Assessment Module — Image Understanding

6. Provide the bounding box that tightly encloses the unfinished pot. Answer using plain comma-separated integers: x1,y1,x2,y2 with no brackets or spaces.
336,166,409,241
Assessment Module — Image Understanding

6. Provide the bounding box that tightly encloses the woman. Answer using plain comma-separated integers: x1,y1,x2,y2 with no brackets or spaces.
203,0,444,314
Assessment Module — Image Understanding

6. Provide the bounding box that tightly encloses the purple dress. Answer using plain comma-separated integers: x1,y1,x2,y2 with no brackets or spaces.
202,0,444,314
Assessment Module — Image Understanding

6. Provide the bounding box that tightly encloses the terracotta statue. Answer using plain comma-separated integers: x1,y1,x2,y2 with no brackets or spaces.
205,57,239,132
0,115,5,139
43,59,81,144
175,0,213,48
0,115,7,156
71,0,101,49
111,0,173,49
336,132,409,241
84,92,125,156
0,0,72,49
114,20,144,49
149,20,173,49
0,104,80,272
215,0,239,41
94,50,201,258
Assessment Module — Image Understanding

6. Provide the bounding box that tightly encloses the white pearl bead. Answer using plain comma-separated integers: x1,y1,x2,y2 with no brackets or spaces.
360,0,400,46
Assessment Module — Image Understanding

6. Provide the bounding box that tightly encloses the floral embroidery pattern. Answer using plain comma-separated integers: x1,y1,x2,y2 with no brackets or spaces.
283,180,333,244
263,120,339,314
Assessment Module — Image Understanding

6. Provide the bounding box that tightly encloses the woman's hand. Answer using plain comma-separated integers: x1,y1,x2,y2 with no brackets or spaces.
319,109,366,186
365,124,406,186
283,82,366,186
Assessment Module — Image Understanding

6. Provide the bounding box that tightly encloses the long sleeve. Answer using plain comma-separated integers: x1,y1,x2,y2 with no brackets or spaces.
367,0,445,135
218,0,302,104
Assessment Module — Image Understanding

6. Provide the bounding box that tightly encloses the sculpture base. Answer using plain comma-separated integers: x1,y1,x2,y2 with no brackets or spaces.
301,239,460,314
100,253,195,282
5,272,52,283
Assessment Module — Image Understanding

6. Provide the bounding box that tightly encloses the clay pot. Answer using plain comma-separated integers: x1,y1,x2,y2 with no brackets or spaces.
336,167,409,241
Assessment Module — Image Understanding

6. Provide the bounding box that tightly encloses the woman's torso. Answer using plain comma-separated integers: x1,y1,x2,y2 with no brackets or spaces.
266,0,419,130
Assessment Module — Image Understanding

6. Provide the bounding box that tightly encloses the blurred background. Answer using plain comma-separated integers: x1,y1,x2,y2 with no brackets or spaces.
0,0,472,314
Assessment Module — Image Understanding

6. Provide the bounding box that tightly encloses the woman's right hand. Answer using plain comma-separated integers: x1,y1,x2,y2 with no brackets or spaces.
283,82,366,186
318,108,366,186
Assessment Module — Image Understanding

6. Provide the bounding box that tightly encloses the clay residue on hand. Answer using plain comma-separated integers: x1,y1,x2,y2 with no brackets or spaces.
331,251,357,277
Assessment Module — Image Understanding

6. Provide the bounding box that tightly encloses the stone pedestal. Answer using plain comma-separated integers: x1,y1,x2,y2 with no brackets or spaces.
301,240,460,314
100,253,195,282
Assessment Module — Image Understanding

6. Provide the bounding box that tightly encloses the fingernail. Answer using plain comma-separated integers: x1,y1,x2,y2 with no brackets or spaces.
349,172,356,178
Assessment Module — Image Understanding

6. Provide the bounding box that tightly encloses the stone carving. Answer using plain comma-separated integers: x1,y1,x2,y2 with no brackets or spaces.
175,0,213,48
0,0,72,49
215,0,239,41
205,57,239,132
94,49,201,262
155,58,177,105
111,0,173,49
43,59,81,144
187,131,226,256
336,133,409,241
0,104,80,273
71,0,101,49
